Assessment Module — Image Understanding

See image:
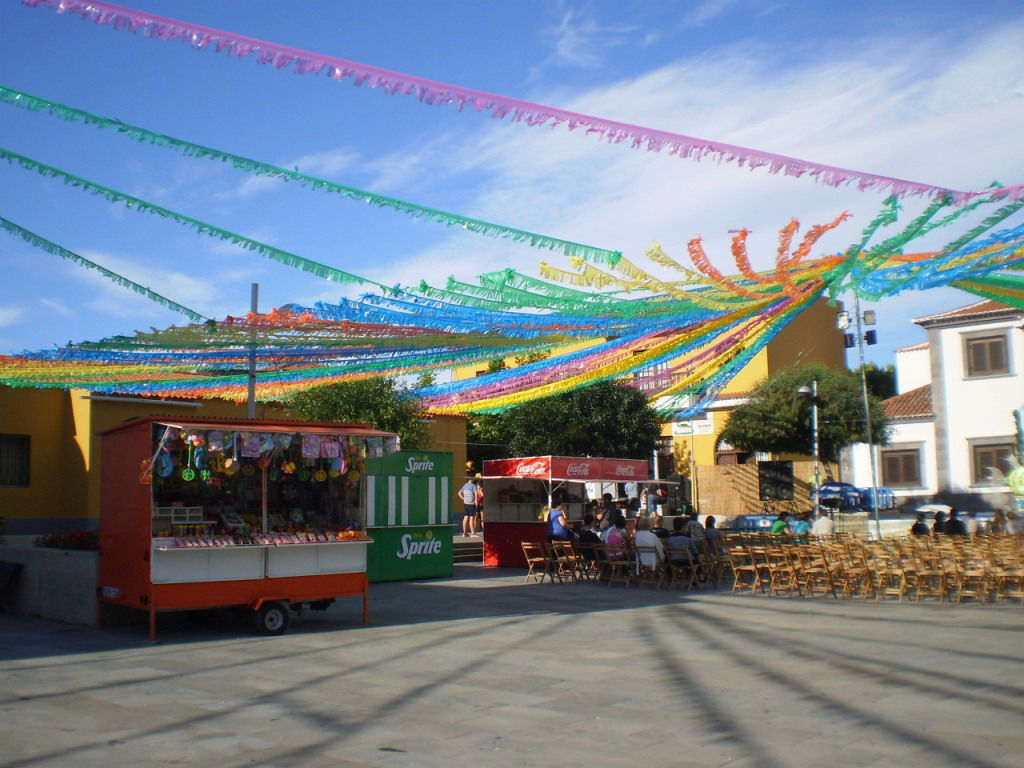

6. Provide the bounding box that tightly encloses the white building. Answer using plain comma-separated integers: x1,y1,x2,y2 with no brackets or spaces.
844,299,1023,509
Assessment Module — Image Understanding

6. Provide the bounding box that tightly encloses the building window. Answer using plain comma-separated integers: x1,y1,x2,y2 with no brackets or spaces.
881,449,921,488
964,334,1008,377
0,434,30,487
971,442,1015,485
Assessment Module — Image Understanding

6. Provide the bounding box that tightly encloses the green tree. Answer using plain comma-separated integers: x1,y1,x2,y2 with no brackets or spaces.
719,363,890,464
285,377,430,449
466,412,510,469
853,362,896,400
512,349,551,367
413,370,437,389
498,380,661,459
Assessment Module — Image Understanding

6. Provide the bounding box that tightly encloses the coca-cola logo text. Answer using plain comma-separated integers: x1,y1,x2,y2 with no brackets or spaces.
614,466,637,477
514,460,548,476
565,463,591,476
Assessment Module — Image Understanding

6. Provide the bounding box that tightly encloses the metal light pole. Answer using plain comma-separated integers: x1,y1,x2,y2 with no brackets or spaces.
797,380,820,518
853,295,883,539
247,282,258,419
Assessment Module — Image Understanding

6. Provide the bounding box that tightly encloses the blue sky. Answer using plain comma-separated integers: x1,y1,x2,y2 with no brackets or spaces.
1,0,1023,372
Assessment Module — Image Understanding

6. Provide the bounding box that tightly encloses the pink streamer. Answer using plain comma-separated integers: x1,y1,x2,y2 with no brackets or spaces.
22,0,1024,204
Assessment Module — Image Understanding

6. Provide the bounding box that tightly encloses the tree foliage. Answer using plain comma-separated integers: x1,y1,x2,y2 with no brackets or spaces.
285,377,430,449
718,363,890,464
467,380,661,465
853,362,896,401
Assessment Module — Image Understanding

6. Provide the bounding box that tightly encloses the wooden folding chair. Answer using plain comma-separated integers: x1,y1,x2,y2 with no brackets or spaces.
604,547,633,587
910,548,946,602
726,546,764,594
868,547,912,601
572,541,603,582
521,540,548,584
764,545,801,597
634,545,667,589
794,544,838,599
664,545,698,591
549,539,582,583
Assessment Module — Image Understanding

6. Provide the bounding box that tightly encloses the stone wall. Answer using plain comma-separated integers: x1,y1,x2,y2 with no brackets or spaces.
0,545,98,626
694,461,837,524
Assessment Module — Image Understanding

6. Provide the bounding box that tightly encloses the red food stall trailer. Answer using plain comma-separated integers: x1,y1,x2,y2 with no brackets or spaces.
479,456,651,566
97,416,398,639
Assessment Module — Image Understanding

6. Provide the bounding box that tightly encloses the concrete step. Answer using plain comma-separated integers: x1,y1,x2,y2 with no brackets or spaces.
452,537,483,563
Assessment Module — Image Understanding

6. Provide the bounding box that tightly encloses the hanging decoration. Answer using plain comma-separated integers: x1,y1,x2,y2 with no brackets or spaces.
2,195,1022,419
0,147,385,290
0,217,210,323
0,85,620,265
20,0,1024,204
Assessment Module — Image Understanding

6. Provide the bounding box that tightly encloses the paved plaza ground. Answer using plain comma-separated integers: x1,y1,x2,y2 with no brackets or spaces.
2,564,1023,768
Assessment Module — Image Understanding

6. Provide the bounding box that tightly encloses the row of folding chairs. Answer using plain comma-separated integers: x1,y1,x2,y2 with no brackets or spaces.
725,538,1024,604
520,539,726,590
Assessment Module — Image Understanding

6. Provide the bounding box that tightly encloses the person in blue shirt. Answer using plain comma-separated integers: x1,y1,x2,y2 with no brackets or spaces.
547,503,574,541
790,511,812,537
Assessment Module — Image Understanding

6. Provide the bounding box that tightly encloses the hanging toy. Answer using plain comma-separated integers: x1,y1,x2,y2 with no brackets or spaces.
222,434,239,475
181,442,196,481
193,438,208,471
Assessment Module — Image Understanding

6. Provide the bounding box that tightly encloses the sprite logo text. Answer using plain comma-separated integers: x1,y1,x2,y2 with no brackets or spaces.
405,456,435,473
396,533,442,560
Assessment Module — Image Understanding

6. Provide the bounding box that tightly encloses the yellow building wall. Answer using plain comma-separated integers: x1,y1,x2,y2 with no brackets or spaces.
1,389,84,532
1,386,464,535
451,337,603,381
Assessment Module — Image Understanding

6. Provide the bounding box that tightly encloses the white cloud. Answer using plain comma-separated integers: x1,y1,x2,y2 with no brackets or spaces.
533,4,639,74
74,249,222,321
234,147,360,198
682,0,740,28
0,306,25,327
369,18,1024,366
39,298,72,317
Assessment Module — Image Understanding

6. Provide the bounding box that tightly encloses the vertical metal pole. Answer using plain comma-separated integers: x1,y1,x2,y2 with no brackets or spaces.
854,294,882,539
247,283,258,420
810,380,820,518
689,420,697,511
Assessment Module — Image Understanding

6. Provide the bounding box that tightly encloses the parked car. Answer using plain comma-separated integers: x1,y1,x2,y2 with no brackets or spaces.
858,486,897,510
814,482,861,511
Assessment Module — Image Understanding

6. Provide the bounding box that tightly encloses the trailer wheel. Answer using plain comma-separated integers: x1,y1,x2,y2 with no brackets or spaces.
254,601,289,635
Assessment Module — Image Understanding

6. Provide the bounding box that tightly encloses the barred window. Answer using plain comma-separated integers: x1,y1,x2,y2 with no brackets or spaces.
964,335,1008,377
881,449,920,487
0,434,30,487
971,443,1014,485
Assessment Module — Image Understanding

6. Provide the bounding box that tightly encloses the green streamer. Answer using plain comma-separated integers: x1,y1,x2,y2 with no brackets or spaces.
0,216,209,323
477,268,628,303
0,84,622,265
0,147,384,290
825,197,900,299
951,274,1024,310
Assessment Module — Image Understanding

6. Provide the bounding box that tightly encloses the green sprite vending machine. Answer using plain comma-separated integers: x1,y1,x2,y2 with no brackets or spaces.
364,451,454,582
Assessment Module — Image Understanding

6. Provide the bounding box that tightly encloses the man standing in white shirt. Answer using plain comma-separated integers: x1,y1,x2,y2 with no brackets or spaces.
811,510,834,537
459,478,478,537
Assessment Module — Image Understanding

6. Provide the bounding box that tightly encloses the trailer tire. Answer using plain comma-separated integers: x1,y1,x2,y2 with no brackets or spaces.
254,601,289,635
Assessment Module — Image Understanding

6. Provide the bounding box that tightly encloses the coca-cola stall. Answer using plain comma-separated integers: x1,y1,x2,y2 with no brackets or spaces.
480,455,649,566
